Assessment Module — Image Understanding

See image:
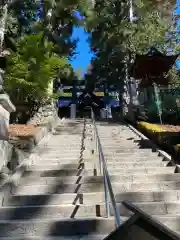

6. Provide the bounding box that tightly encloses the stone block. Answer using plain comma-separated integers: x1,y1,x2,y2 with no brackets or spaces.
0,140,13,171
0,94,15,113
0,105,9,140
153,191,179,202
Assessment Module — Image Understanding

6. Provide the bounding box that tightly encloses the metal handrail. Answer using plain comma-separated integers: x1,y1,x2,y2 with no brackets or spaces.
91,109,121,227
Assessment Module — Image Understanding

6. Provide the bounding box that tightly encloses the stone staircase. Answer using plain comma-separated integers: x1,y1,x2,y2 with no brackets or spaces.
0,118,179,238
93,121,180,235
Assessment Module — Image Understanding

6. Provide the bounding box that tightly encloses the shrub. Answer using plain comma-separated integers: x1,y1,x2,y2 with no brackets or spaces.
4,33,69,122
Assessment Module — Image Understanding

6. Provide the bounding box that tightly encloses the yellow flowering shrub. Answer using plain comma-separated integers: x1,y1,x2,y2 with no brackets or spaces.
138,122,167,144
138,122,166,133
138,122,180,158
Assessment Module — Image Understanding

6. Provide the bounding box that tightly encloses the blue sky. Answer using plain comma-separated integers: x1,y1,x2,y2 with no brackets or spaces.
176,0,180,14
70,27,93,75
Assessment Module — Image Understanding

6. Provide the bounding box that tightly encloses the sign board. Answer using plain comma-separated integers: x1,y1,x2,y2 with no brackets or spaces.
58,91,119,98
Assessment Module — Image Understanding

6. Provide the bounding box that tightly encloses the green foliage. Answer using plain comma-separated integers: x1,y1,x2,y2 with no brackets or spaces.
0,0,94,123
4,0,93,58
39,0,94,57
86,0,176,90
169,66,180,84
4,33,69,103
13,0,38,35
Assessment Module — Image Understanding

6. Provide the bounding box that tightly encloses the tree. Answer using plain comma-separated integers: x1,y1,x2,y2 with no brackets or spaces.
10,0,38,35
85,0,176,94
4,32,70,120
2,0,93,57
35,0,94,58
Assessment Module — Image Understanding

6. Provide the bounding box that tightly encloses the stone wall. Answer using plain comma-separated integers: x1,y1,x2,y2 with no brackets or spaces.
0,139,29,183
28,102,58,129
0,102,59,180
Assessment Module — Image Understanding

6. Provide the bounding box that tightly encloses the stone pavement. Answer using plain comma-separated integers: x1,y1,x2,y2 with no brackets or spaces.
0,118,179,239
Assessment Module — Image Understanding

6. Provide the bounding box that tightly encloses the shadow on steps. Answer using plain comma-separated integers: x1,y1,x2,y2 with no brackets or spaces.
0,120,107,238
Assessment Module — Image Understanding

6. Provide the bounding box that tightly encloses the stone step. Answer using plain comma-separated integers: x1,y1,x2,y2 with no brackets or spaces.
99,141,139,145
55,127,84,130
48,135,82,138
106,161,169,168
51,131,83,135
104,150,158,155
105,155,161,161
45,141,82,144
105,156,163,162
0,235,108,239
55,125,84,128
103,149,158,154
55,126,84,128
42,144,82,148
48,142,82,144
99,136,139,140
50,133,82,136
38,149,82,152
31,156,164,165
3,190,180,206
0,205,112,219
40,150,83,153
22,166,176,177
41,151,83,155
29,161,169,169
94,139,138,142
2,202,180,220
96,140,139,144
100,141,152,145
45,142,82,145
33,158,82,163
33,156,84,162
45,139,83,142
103,150,158,155
99,136,138,140
44,142,82,145
98,132,137,135
37,153,82,158
100,146,146,151
11,180,180,195
39,150,82,153
35,147,82,152
0,203,129,220
41,144,83,148
0,218,116,237
154,215,180,231
119,202,180,216
3,193,106,206
19,173,180,185
93,148,157,153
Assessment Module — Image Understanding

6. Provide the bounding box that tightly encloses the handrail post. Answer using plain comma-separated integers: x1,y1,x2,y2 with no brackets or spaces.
91,107,93,119
98,145,102,175
103,167,110,217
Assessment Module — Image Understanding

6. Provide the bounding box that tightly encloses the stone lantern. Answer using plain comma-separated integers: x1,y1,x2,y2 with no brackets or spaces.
0,50,15,140
0,2,16,139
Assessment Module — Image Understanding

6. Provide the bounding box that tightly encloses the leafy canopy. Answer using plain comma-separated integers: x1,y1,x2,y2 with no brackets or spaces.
85,0,176,88
4,32,69,102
